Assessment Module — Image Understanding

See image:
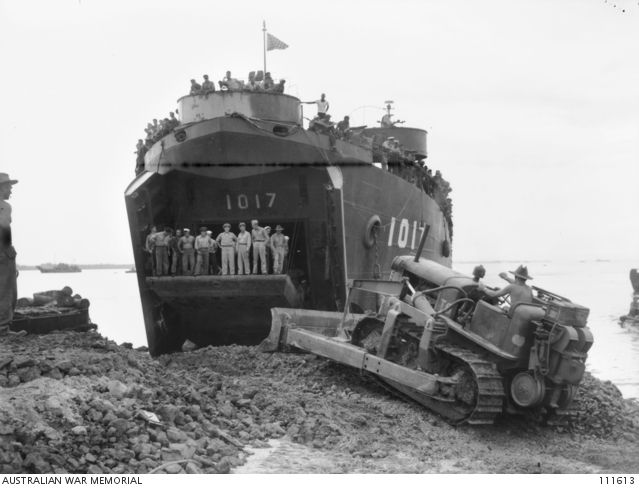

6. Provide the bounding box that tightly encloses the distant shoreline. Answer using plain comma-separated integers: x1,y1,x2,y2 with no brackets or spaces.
17,264,134,271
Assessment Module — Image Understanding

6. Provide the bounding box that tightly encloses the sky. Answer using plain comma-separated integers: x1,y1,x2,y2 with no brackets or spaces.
0,0,637,264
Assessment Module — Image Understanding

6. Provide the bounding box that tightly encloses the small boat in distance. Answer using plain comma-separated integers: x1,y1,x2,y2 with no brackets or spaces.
125,266,136,273
37,263,82,273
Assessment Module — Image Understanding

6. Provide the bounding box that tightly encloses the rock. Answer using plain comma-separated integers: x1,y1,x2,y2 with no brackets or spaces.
7,374,20,387
14,357,35,369
160,447,182,462
159,405,179,423
135,443,154,460
87,464,102,474
121,342,133,349
23,452,51,473
216,458,231,474
87,408,103,422
67,367,81,376
185,462,199,474
182,340,197,352
107,380,129,398
108,418,130,436
205,439,227,455
55,360,73,373
218,402,235,418
102,411,117,424
264,422,286,436
85,453,97,463
17,366,40,383
0,357,13,370
171,443,196,459
151,430,169,446
47,367,63,380
45,396,64,416
166,428,188,443
90,398,116,414
71,426,87,436
164,463,184,474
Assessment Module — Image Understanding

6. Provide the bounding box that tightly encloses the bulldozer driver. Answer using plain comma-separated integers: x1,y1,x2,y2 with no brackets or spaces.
479,265,534,311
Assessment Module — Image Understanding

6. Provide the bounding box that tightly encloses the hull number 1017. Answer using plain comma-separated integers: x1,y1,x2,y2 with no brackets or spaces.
225,193,276,211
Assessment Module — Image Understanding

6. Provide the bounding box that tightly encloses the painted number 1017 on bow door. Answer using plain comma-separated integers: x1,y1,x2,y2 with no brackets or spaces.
225,193,277,211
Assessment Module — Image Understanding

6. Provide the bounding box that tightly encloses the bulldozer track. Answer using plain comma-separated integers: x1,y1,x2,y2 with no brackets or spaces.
436,343,506,425
367,343,506,425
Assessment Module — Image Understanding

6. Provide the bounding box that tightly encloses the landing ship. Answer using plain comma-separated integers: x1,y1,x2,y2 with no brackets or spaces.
125,85,453,356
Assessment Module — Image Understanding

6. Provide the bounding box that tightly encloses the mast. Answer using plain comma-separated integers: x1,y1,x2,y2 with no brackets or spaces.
262,21,267,75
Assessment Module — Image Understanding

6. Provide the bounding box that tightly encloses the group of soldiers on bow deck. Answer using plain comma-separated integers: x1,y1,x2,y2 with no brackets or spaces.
145,220,289,277
189,71,286,95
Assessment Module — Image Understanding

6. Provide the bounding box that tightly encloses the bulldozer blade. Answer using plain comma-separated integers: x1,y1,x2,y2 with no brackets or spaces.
259,307,368,352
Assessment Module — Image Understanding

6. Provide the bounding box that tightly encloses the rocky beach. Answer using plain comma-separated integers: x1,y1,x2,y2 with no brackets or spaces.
0,330,638,474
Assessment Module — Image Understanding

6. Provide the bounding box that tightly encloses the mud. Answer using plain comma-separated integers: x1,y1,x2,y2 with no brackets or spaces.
0,330,637,474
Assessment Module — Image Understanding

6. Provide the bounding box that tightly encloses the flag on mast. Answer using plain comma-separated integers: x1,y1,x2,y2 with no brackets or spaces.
266,33,289,51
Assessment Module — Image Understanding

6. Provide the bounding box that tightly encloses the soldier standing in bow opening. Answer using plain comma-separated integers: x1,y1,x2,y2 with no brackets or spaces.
179,228,195,275
194,227,213,276
145,225,158,275
264,226,273,274
153,227,172,276
0,173,25,337
169,229,182,276
206,230,219,275
216,223,237,275
236,222,251,275
251,219,269,275
270,225,289,275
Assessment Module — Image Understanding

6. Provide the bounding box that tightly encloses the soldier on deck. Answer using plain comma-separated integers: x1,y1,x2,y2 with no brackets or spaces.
336,116,351,140
194,227,213,276
236,222,251,275
270,225,289,275
168,112,180,130
201,74,215,95
220,71,242,91
179,228,195,275
262,72,275,91
0,173,24,337
251,219,269,275
303,93,329,119
135,139,146,175
190,79,202,95
244,72,260,92
273,79,286,93
216,223,237,275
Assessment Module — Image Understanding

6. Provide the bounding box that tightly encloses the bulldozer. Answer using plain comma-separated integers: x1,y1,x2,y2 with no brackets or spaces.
262,247,593,425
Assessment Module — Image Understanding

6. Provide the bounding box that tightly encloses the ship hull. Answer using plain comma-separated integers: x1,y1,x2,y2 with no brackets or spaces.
126,118,452,355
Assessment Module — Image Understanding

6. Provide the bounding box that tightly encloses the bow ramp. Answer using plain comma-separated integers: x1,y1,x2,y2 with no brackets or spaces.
145,275,304,347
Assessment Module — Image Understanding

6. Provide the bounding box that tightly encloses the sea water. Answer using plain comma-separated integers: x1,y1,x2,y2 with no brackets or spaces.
16,259,639,399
